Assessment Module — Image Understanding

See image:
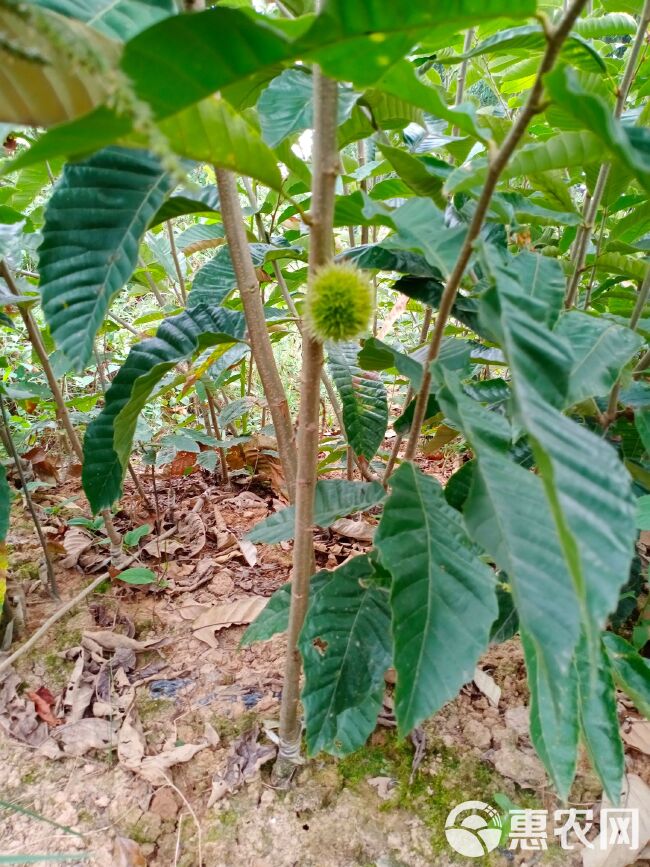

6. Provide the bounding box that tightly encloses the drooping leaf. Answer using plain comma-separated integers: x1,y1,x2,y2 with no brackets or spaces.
602,632,650,719
375,462,497,735
388,199,467,279
148,185,220,228
32,0,177,40
338,243,441,278
189,242,306,307
299,554,392,755
522,630,579,799
575,634,624,804
327,342,388,461
395,276,483,336
39,147,172,369
246,479,385,544
82,305,245,513
594,252,648,282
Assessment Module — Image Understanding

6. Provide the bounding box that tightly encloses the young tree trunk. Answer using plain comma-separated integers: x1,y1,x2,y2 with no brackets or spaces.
214,168,298,500
0,261,123,557
274,59,339,780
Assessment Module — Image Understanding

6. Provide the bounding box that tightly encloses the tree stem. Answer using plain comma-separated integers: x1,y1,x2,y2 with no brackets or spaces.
0,393,58,598
0,260,123,556
275,59,339,776
452,28,475,137
166,221,187,304
215,169,298,499
403,0,588,461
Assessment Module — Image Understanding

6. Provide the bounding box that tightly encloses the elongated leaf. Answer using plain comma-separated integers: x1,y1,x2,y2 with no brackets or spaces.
576,634,624,804
446,131,602,195
148,186,220,228
375,462,497,734
32,0,176,40
246,479,385,544
522,630,579,799
480,248,637,657
189,242,306,307
0,4,117,126
299,555,392,755
339,244,442,278
545,68,650,192
443,25,605,73
357,337,423,390
602,632,650,718
388,199,467,279
378,145,449,205
327,342,388,461
594,252,648,282
556,311,644,406
574,12,637,38
241,571,330,646
82,306,245,512
39,147,172,369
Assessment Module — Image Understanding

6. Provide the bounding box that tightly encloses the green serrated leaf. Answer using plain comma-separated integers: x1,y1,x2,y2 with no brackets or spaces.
327,342,388,461
375,462,497,735
246,479,385,544
241,570,331,646
189,242,306,307
556,311,644,406
299,554,391,755
479,249,637,659
82,305,245,513
39,147,172,370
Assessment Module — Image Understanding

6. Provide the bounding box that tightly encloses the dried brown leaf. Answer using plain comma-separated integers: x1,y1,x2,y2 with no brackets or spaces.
191,596,268,647
330,518,375,542
61,527,94,568
621,719,650,755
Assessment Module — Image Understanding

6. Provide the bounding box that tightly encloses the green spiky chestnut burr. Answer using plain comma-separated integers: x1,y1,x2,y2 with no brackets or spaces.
304,263,373,342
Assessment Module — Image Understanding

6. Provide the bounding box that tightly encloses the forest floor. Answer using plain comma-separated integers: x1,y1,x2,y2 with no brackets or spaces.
1,444,649,867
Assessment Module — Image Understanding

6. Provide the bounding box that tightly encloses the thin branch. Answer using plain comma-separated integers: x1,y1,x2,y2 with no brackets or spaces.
403,0,589,461
137,256,167,306
0,393,58,598
166,221,187,304
602,267,650,428
452,28,475,137
215,169,298,499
